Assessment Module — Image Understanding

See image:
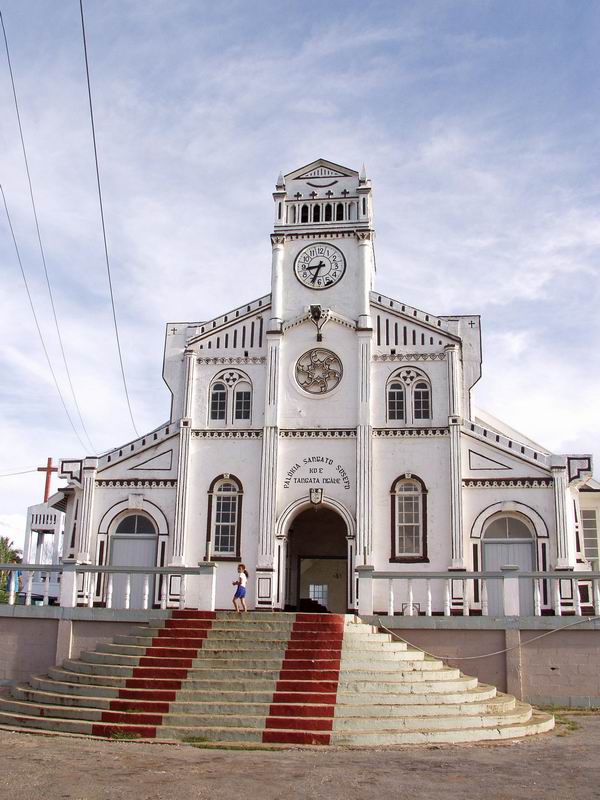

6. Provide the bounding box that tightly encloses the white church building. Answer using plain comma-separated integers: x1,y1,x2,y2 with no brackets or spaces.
50,159,598,615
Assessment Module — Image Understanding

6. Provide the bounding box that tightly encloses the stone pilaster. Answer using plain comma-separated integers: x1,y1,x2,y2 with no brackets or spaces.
356,231,374,329
171,349,195,566
76,457,99,562
256,331,281,607
269,234,285,331
356,329,373,564
552,462,575,569
446,345,464,568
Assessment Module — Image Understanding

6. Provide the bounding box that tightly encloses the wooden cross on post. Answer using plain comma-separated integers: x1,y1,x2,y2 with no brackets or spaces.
37,457,58,503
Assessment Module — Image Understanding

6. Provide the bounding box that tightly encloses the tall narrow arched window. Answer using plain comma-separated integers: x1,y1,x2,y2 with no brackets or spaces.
324,203,332,221
388,381,405,421
335,202,344,221
210,382,227,420
301,204,309,223
234,381,252,421
390,476,428,562
207,476,243,559
413,381,431,420
313,204,321,222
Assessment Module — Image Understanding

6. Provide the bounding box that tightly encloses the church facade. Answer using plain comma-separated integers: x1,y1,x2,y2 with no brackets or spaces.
53,159,598,614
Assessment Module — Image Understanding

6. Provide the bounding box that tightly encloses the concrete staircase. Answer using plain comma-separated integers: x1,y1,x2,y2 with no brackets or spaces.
0,611,554,745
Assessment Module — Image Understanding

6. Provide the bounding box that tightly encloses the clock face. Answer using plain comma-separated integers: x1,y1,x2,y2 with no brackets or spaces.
294,243,346,290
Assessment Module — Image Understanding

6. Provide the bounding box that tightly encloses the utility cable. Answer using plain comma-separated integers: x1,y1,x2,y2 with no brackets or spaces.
1,185,91,452
0,468,38,477
78,0,139,437
378,615,600,661
0,9,96,454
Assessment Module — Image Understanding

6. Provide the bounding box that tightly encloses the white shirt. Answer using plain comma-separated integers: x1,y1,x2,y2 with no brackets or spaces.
239,571,247,587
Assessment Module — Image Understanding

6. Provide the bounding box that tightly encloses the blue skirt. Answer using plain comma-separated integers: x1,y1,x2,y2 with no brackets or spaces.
234,586,246,599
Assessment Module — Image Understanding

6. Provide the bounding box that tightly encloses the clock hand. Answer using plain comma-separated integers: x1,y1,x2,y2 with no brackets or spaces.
305,261,326,271
311,263,323,284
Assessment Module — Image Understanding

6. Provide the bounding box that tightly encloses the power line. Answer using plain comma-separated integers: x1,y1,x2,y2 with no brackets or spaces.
79,0,139,437
0,469,38,478
1,184,90,453
0,9,96,455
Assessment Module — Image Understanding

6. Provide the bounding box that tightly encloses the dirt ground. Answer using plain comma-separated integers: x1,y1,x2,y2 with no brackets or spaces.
0,714,599,800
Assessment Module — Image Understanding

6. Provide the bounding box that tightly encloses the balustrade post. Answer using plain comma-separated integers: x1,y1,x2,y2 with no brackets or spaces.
179,575,187,610
106,573,113,609
426,579,432,617
444,579,451,616
407,579,414,617
160,575,168,610
553,578,562,616
59,559,78,608
25,572,33,606
573,578,582,616
142,575,150,610
356,566,374,617
533,579,541,617
594,579,600,616
501,565,520,616
388,579,394,616
87,573,95,608
462,579,469,616
43,571,50,606
124,574,131,610
481,579,489,616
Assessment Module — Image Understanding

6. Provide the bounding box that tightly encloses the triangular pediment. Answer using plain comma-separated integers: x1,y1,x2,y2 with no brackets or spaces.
468,450,512,471
462,427,551,477
285,159,358,181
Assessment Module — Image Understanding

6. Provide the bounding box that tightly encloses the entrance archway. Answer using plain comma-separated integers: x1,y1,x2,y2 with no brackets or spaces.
285,507,348,613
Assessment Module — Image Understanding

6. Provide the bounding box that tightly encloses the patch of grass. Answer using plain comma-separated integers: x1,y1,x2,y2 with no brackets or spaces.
110,730,143,740
538,704,600,716
181,735,210,744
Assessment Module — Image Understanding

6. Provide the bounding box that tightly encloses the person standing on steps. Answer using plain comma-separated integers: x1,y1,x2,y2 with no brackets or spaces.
232,563,248,613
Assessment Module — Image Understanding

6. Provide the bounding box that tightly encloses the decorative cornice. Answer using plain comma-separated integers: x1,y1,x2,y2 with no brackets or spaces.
356,230,373,241
280,230,363,241
279,429,357,439
95,479,177,488
192,430,263,439
270,234,286,245
463,478,553,488
196,357,266,365
373,428,449,438
373,353,447,362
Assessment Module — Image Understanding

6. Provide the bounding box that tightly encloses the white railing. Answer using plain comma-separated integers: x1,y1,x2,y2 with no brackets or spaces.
356,566,600,618
0,561,217,611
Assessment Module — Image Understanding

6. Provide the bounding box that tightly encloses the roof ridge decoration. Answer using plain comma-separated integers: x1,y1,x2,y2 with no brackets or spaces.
285,158,359,181
186,294,271,344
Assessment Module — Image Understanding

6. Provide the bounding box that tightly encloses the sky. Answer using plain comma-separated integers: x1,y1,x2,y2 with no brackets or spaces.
0,0,599,551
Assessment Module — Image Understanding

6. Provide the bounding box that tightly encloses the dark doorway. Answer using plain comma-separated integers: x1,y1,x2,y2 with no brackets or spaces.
285,507,348,613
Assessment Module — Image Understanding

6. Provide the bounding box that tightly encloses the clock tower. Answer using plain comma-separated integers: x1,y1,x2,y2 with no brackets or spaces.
269,158,375,331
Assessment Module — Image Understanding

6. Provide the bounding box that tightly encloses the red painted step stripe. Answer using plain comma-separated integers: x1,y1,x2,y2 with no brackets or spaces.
266,716,333,732
164,619,214,630
145,647,198,658
279,670,340,681
91,723,157,739
170,610,217,619
275,680,339,692
262,729,331,745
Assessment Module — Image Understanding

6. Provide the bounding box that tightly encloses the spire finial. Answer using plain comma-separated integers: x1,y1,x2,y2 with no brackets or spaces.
359,163,367,183
276,171,285,189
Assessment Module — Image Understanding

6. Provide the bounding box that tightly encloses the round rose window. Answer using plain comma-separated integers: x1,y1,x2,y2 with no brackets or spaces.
295,348,343,395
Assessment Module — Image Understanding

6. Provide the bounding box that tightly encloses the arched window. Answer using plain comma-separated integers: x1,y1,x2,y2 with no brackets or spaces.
207,476,243,559
234,381,252,421
390,476,428,562
335,203,344,221
388,381,405,421
413,381,431,420
115,514,156,534
210,382,227,420
301,204,309,223
483,516,533,540
324,203,332,221
313,204,321,222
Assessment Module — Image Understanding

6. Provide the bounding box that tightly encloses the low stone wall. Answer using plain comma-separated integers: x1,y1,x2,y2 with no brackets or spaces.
1,607,599,707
